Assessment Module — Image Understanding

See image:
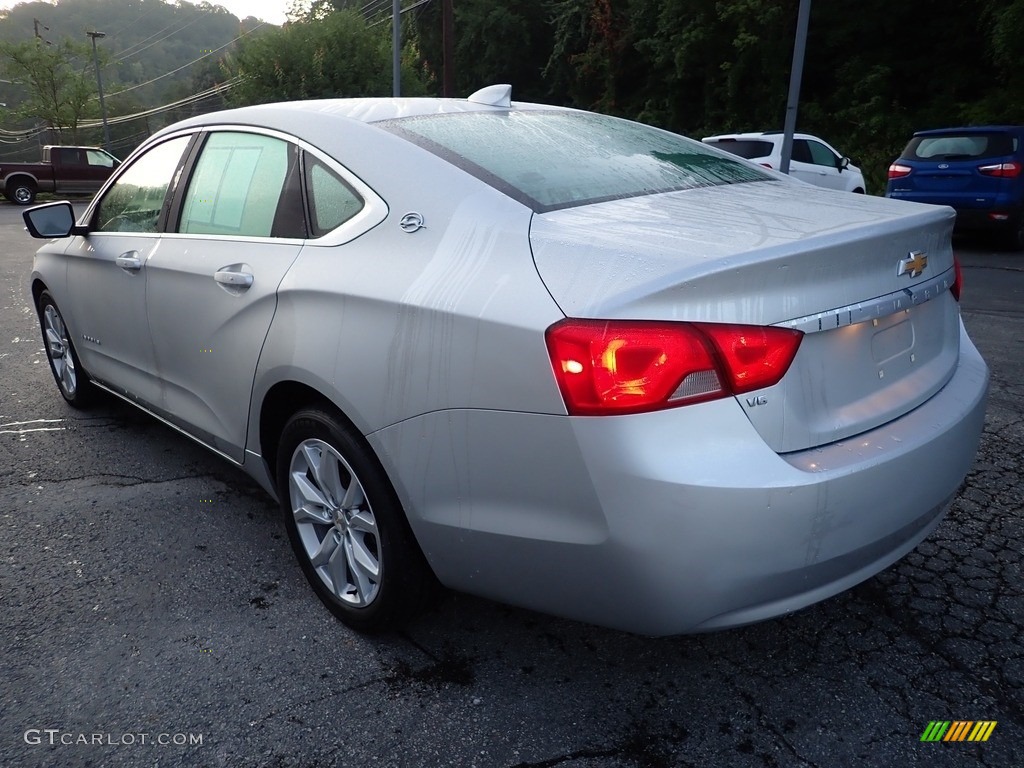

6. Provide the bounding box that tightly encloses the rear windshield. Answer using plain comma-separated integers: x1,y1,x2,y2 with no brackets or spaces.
704,139,774,160
382,110,771,212
904,132,1018,161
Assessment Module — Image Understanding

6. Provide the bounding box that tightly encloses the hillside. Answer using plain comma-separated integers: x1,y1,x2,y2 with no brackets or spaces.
0,0,271,159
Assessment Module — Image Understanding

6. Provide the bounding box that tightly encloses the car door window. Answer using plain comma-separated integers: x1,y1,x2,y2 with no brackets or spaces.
95,136,191,233
179,132,301,238
791,140,813,164
304,153,364,237
806,141,840,168
86,149,115,168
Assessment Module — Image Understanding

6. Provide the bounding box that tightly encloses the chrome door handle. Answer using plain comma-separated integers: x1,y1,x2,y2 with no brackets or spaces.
115,252,142,271
214,269,254,288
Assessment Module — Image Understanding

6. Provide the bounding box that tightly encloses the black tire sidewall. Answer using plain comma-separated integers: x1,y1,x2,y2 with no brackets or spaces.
12,183,37,205
276,408,431,632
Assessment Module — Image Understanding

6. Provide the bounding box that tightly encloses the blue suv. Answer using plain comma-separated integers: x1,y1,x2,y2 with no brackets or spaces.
886,126,1024,250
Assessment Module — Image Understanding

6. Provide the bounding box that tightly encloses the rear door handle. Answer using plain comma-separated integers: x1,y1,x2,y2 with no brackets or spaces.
115,252,142,271
214,269,254,288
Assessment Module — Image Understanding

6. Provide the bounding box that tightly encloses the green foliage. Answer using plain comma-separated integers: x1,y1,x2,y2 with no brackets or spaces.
1,0,1021,195
415,0,554,101
0,37,96,140
226,10,426,104
490,0,1024,194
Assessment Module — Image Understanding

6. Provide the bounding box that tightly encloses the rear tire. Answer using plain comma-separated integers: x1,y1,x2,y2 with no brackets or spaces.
8,179,37,205
37,291,95,408
277,407,436,632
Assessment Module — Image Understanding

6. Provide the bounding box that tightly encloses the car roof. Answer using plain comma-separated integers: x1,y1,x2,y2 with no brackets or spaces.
703,131,822,142
151,95,567,143
912,125,1024,137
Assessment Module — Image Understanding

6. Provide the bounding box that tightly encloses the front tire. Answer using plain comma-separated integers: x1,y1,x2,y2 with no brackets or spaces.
277,408,435,632
37,291,94,407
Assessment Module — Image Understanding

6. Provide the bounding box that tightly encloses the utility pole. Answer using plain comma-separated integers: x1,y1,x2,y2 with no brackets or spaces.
87,31,112,152
442,0,454,97
392,0,400,97
779,0,811,175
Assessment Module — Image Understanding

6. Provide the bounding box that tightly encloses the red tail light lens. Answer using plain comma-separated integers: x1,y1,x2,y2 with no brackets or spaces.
951,255,962,301
978,161,1021,178
887,163,912,179
545,320,803,415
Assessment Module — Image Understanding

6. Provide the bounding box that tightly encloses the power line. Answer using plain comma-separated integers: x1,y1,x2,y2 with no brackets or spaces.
79,79,239,128
0,79,238,155
109,0,171,38
368,0,433,27
104,24,265,98
113,13,210,64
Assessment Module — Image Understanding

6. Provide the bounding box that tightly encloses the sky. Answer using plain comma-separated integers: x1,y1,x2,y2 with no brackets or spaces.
206,0,293,25
0,1,296,26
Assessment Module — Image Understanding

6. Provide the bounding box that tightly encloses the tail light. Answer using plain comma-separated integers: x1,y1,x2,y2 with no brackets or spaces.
951,255,962,301
887,163,912,179
545,320,803,416
978,161,1021,178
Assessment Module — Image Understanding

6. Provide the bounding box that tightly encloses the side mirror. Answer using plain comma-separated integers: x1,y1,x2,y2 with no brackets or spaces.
22,201,87,239
839,156,851,172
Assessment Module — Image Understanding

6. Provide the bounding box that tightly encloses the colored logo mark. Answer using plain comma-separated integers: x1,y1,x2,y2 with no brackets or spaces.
920,721,997,742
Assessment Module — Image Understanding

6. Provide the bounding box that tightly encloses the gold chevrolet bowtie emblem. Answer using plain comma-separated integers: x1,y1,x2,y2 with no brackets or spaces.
898,251,928,278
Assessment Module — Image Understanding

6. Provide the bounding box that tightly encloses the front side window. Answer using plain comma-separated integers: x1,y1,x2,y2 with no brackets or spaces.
384,111,770,212
806,140,839,168
179,132,300,238
95,135,191,233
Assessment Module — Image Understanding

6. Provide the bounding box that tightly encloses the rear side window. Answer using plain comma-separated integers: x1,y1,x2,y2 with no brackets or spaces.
179,132,302,238
904,132,1017,161
303,153,364,237
384,111,770,212
86,150,115,168
706,139,774,160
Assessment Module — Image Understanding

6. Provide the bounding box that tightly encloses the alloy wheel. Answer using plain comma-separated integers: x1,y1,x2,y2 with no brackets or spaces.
288,438,381,607
43,303,77,398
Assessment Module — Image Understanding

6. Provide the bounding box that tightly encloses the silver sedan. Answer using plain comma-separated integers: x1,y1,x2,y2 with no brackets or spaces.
23,86,989,635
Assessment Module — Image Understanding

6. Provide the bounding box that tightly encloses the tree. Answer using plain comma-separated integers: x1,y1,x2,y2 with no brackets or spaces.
0,38,98,141
226,9,427,105
415,0,554,101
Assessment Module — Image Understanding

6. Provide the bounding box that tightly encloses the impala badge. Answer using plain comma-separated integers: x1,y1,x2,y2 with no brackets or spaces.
399,212,425,233
898,251,928,279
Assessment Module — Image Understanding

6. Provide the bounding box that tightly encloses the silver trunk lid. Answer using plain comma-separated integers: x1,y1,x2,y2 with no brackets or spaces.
530,181,960,452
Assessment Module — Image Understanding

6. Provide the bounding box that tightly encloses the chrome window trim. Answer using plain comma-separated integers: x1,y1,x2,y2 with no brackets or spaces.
82,125,388,246
198,124,388,246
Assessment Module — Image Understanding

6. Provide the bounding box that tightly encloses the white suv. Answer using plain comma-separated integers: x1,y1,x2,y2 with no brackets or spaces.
702,131,867,193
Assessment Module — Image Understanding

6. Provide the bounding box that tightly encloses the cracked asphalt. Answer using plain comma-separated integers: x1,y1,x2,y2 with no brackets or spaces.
1,203,1021,767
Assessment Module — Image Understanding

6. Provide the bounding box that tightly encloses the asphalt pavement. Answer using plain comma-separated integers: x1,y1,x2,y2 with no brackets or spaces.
1,201,1021,768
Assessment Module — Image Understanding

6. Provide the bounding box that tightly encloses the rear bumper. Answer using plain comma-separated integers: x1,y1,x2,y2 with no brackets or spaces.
951,207,1021,233
885,191,1022,232
370,322,989,635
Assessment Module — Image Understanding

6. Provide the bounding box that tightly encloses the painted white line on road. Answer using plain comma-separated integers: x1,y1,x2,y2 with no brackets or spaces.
0,427,66,434
0,418,66,427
